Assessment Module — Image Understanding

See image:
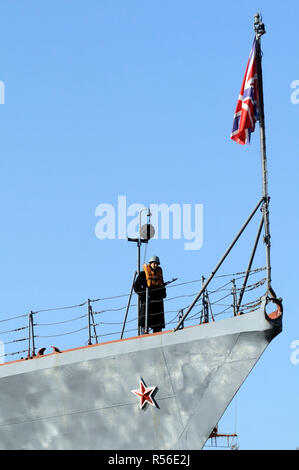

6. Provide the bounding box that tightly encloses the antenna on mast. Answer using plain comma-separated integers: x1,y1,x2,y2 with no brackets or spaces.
127,208,155,335
254,12,265,38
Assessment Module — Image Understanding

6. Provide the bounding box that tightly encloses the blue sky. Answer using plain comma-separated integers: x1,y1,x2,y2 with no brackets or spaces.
0,0,298,450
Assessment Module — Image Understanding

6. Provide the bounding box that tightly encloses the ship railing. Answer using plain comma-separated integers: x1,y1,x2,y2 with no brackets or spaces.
0,266,266,363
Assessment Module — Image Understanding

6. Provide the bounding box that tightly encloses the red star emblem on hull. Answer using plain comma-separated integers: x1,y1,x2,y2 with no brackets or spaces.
131,378,157,409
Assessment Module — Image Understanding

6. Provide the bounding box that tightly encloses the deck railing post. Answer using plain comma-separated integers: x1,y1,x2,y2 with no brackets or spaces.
231,279,237,316
29,311,36,357
202,276,210,324
87,299,92,345
27,312,31,359
90,304,98,344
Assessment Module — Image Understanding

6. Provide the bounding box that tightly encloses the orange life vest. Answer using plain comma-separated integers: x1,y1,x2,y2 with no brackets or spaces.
143,263,164,288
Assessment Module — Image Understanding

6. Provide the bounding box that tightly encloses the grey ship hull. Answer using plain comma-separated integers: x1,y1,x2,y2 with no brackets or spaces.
0,298,281,450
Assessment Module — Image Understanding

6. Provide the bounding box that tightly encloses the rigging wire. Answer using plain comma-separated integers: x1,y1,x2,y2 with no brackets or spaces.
0,266,267,360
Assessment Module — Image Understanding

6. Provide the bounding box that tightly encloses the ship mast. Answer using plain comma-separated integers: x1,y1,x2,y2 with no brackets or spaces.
174,14,273,332
254,13,271,292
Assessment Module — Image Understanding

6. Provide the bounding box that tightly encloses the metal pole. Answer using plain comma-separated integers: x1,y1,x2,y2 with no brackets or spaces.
237,215,264,313
87,299,92,345
138,207,151,275
231,279,237,317
137,240,141,276
254,13,271,292
90,309,98,344
145,287,149,334
121,271,137,339
27,312,31,359
30,311,36,357
202,276,209,323
128,208,152,336
174,196,264,331
138,208,150,335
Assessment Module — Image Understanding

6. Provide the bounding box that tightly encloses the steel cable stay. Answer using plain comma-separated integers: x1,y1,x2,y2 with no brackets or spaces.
34,313,86,327
89,311,216,340
93,278,266,314
207,276,266,294
174,196,269,331
88,266,266,303
94,303,216,326
0,267,265,324
0,349,28,360
0,269,264,347
2,337,29,345
36,326,88,339
0,325,28,336
32,301,87,315
0,313,28,324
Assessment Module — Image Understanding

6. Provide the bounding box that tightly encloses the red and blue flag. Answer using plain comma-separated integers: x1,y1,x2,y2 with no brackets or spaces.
231,38,259,145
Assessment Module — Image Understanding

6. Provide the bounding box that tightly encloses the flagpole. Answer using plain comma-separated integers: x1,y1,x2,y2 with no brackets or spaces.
254,13,271,292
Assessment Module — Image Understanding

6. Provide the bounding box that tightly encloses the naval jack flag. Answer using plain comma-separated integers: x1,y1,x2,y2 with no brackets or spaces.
231,38,259,145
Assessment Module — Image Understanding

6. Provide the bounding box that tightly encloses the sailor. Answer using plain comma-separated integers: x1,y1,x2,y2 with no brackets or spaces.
134,256,167,334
